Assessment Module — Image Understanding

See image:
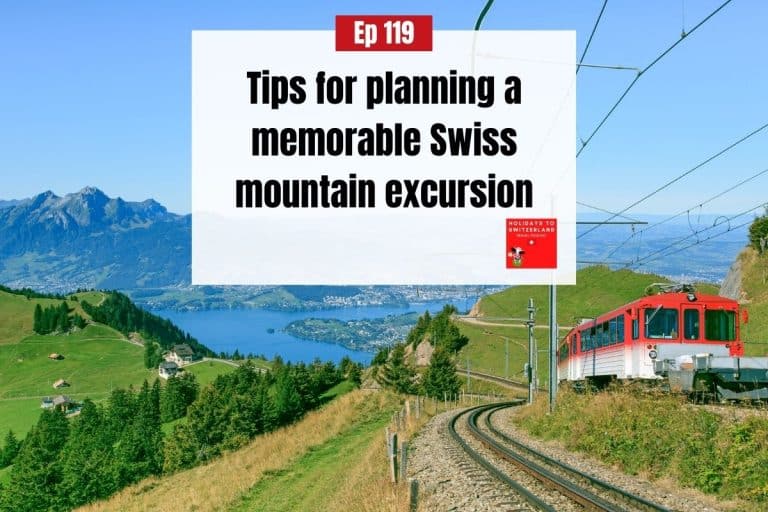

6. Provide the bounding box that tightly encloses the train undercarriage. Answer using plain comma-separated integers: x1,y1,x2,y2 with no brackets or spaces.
654,354,768,402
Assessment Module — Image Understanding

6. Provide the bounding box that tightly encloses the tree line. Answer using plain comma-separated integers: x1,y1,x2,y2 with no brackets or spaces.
32,302,86,335
0,284,67,300
80,291,214,357
373,305,465,399
0,359,348,511
749,211,768,254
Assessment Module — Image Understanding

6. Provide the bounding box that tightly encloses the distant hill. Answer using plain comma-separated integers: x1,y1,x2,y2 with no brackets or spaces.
0,199,20,209
0,188,749,309
0,187,190,291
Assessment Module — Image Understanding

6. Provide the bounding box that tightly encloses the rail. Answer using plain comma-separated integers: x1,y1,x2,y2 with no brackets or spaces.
449,402,671,511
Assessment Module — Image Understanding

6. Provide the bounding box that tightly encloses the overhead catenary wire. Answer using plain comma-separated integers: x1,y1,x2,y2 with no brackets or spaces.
577,0,608,75
577,0,735,157
628,200,768,267
631,215,759,269
578,120,768,239
474,0,496,31
601,165,768,261
577,201,642,223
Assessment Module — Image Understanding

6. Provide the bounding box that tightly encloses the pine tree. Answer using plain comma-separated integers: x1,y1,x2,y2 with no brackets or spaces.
59,400,116,507
162,423,201,474
0,430,20,468
160,372,199,422
407,310,431,347
421,347,461,399
749,211,768,253
33,304,43,334
348,364,362,387
273,371,303,425
112,381,163,486
2,409,69,511
378,343,417,394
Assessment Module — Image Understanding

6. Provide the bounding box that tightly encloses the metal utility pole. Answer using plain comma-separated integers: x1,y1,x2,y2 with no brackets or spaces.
526,298,535,404
549,284,558,413
466,356,470,393
504,336,509,380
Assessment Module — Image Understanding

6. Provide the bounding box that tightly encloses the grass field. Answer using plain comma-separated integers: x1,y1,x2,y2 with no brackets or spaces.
0,290,105,345
457,321,551,386
0,306,154,437
184,360,237,387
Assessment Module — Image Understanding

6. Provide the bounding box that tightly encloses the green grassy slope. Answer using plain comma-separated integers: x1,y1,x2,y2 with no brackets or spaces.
230,390,391,512
184,360,237,387
0,290,157,437
0,324,154,436
736,248,768,355
0,290,103,345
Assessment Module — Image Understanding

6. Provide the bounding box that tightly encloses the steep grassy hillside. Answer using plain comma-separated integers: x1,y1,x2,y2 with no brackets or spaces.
734,247,768,355
0,289,161,437
0,323,153,436
0,289,100,344
79,390,402,512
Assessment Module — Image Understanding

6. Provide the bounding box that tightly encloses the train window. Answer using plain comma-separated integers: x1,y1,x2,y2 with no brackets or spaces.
632,318,639,340
609,318,617,344
617,315,625,342
645,308,679,339
705,310,735,341
559,342,569,362
684,309,699,340
581,329,593,351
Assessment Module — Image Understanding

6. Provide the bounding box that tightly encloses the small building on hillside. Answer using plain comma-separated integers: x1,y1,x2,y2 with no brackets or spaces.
53,379,70,389
41,396,54,409
167,343,198,366
48,353,63,360
52,395,78,413
158,361,179,379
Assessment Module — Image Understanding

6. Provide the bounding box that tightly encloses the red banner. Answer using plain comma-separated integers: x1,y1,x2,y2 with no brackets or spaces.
335,15,433,51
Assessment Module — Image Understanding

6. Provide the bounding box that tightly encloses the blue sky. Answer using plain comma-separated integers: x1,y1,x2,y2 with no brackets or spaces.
1,0,766,216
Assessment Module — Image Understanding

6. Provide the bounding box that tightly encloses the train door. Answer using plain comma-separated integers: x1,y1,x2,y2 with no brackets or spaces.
629,308,645,378
570,332,580,380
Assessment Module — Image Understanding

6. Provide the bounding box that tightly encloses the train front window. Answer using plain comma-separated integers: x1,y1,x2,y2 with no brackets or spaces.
705,310,735,341
684,309,699,340
645,308,679,339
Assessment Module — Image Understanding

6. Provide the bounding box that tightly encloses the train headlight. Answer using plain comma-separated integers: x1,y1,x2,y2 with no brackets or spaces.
648,349,658,360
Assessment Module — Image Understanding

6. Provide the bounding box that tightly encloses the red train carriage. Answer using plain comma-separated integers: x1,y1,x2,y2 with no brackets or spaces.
557,285,745,387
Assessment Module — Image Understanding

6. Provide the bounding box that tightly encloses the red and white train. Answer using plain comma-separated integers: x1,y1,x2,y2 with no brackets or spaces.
557,285,747,386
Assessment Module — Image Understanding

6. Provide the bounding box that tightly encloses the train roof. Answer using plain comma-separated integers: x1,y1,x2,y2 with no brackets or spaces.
563,291,739,334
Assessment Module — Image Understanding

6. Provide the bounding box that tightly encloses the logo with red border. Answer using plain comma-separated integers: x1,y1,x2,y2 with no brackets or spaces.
506,218,557,269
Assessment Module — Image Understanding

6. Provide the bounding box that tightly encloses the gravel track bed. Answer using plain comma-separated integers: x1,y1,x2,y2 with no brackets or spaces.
408,408,538,511
410,406,599,511
491,406,737,512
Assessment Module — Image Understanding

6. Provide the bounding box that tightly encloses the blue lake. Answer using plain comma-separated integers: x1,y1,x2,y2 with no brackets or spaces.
155,300,465,365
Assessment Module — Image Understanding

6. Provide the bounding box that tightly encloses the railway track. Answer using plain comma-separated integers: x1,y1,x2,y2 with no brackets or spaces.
449,402,671,512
